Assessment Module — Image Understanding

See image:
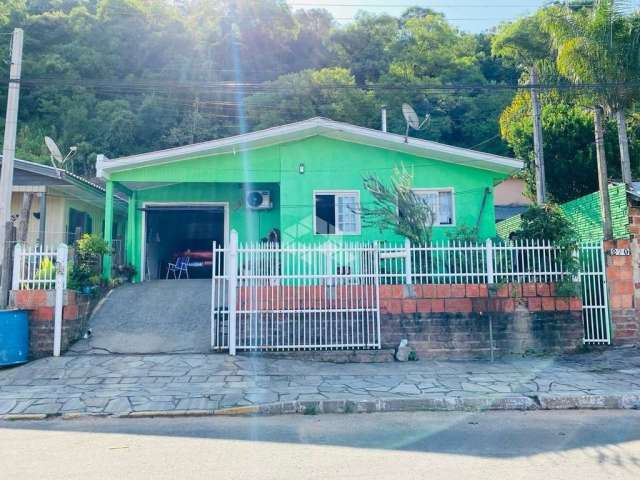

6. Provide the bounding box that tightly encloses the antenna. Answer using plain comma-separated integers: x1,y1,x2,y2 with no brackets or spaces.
44,136,77,172
402,103,430,142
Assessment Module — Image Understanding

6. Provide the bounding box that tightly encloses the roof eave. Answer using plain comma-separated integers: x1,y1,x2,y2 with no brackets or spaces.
98,117,523,176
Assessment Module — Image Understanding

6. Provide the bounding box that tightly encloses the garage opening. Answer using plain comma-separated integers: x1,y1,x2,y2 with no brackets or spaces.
144,205,226,280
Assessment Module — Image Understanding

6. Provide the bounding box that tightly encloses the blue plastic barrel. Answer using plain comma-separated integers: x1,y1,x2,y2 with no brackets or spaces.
0,310,29,366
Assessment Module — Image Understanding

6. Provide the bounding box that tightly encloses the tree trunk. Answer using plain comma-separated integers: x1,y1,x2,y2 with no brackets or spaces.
17,192,33,243
594,106,613,240
530,66,546,204
614,109,633,186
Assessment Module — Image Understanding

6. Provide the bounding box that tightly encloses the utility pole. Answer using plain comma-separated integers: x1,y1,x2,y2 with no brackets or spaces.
530,66,546,205
0,28,24,270
615,109,633,186
594,106,614,240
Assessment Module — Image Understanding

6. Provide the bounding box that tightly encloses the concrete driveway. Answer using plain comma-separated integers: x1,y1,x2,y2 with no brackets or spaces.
70,280,213,354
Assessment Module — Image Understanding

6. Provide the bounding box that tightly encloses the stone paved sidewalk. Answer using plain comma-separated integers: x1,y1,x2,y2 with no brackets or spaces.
1,347,640,418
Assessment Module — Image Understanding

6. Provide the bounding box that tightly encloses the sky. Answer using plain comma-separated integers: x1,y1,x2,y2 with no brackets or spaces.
285,0,640,33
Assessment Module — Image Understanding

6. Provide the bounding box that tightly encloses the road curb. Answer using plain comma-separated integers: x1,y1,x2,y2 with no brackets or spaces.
2,394,639,421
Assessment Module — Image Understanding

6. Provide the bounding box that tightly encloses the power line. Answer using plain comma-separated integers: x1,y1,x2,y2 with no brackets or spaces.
16,76,640,92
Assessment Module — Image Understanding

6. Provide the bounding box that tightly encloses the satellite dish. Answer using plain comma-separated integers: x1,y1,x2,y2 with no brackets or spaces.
401,103,431,142
45,136,63,163
402,103,420,130
44,136,77,172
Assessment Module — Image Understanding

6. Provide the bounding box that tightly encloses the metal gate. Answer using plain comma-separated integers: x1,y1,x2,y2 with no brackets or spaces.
211,232,381,354
579,242,611,344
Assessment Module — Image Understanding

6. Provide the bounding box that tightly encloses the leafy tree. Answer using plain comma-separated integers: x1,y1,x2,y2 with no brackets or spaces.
500,91,621,202
246,68,379,129
544,0,640,185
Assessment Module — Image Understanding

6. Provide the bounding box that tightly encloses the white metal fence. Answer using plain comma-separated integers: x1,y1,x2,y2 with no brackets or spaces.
212,233,381,353
12,243,68,290
211,233,610,352
379,238,567,285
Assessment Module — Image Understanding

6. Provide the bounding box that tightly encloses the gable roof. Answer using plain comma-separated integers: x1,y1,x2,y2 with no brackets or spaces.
97,117,522,178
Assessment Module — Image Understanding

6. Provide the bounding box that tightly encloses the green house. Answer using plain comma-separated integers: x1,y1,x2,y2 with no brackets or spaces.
97,118,522,281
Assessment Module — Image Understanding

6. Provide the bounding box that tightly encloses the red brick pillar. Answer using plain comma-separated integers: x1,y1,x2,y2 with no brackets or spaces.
604,239,638,345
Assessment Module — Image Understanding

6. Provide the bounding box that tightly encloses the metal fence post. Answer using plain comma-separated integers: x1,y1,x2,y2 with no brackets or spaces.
227,230,238,356
53,243,68,357
485,238,494,284
11,242,22,291
404,237,412,285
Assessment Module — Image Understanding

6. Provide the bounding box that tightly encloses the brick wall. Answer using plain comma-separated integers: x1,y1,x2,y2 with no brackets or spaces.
10,289,93,359
379,283,581,316
379,282,583,359
607,237,639,346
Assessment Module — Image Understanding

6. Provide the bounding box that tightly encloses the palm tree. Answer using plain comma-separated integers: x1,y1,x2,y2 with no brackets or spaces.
546,1,640,180
544,0,640,238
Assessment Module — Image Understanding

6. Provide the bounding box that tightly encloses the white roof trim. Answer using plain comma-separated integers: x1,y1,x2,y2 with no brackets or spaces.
97,117,522,177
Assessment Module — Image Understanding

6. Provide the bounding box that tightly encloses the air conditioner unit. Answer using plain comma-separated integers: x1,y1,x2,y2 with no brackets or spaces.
246,190,273,210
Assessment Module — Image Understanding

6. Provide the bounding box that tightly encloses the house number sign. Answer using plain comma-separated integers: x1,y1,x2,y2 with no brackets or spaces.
609,248,631,256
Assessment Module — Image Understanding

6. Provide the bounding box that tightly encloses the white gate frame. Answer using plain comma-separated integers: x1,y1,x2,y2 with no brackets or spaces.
53,244,68,357
212,230,382,354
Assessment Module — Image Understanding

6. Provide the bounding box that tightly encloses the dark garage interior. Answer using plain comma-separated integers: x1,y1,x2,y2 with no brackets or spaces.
144,206,225,280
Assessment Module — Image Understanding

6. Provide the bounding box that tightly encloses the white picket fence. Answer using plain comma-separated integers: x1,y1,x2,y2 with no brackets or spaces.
212,232,610,353
12,243,68,290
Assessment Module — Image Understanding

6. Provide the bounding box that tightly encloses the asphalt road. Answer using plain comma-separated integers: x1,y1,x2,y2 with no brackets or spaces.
2,411,640,479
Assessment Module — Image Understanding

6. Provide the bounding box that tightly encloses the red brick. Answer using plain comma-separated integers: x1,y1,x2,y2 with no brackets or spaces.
63,304,79,321
612,255,630,267
522,283,537,297
509,284,522,298
477,284,489,297
548,283,557,296
418,285,437,298
416,299,432,313
528,297,542,312
32,307,54,321
436,284,452,298
569,297,582,311
465,284,480,298
536,283,551,296
66,290,77,305
611,281,634,295
501,299,515,312
496,285,509,298
541,297,555,311
385,299,403,315
555,298,570,311
380,285,403,300
402,299,417,314
14,289,49,309
444,298,473,313
431,298,445,313
450,284,466,298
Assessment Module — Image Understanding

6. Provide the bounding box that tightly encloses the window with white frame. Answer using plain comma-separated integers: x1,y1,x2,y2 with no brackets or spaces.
412,189,455,226
314,191,360,235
